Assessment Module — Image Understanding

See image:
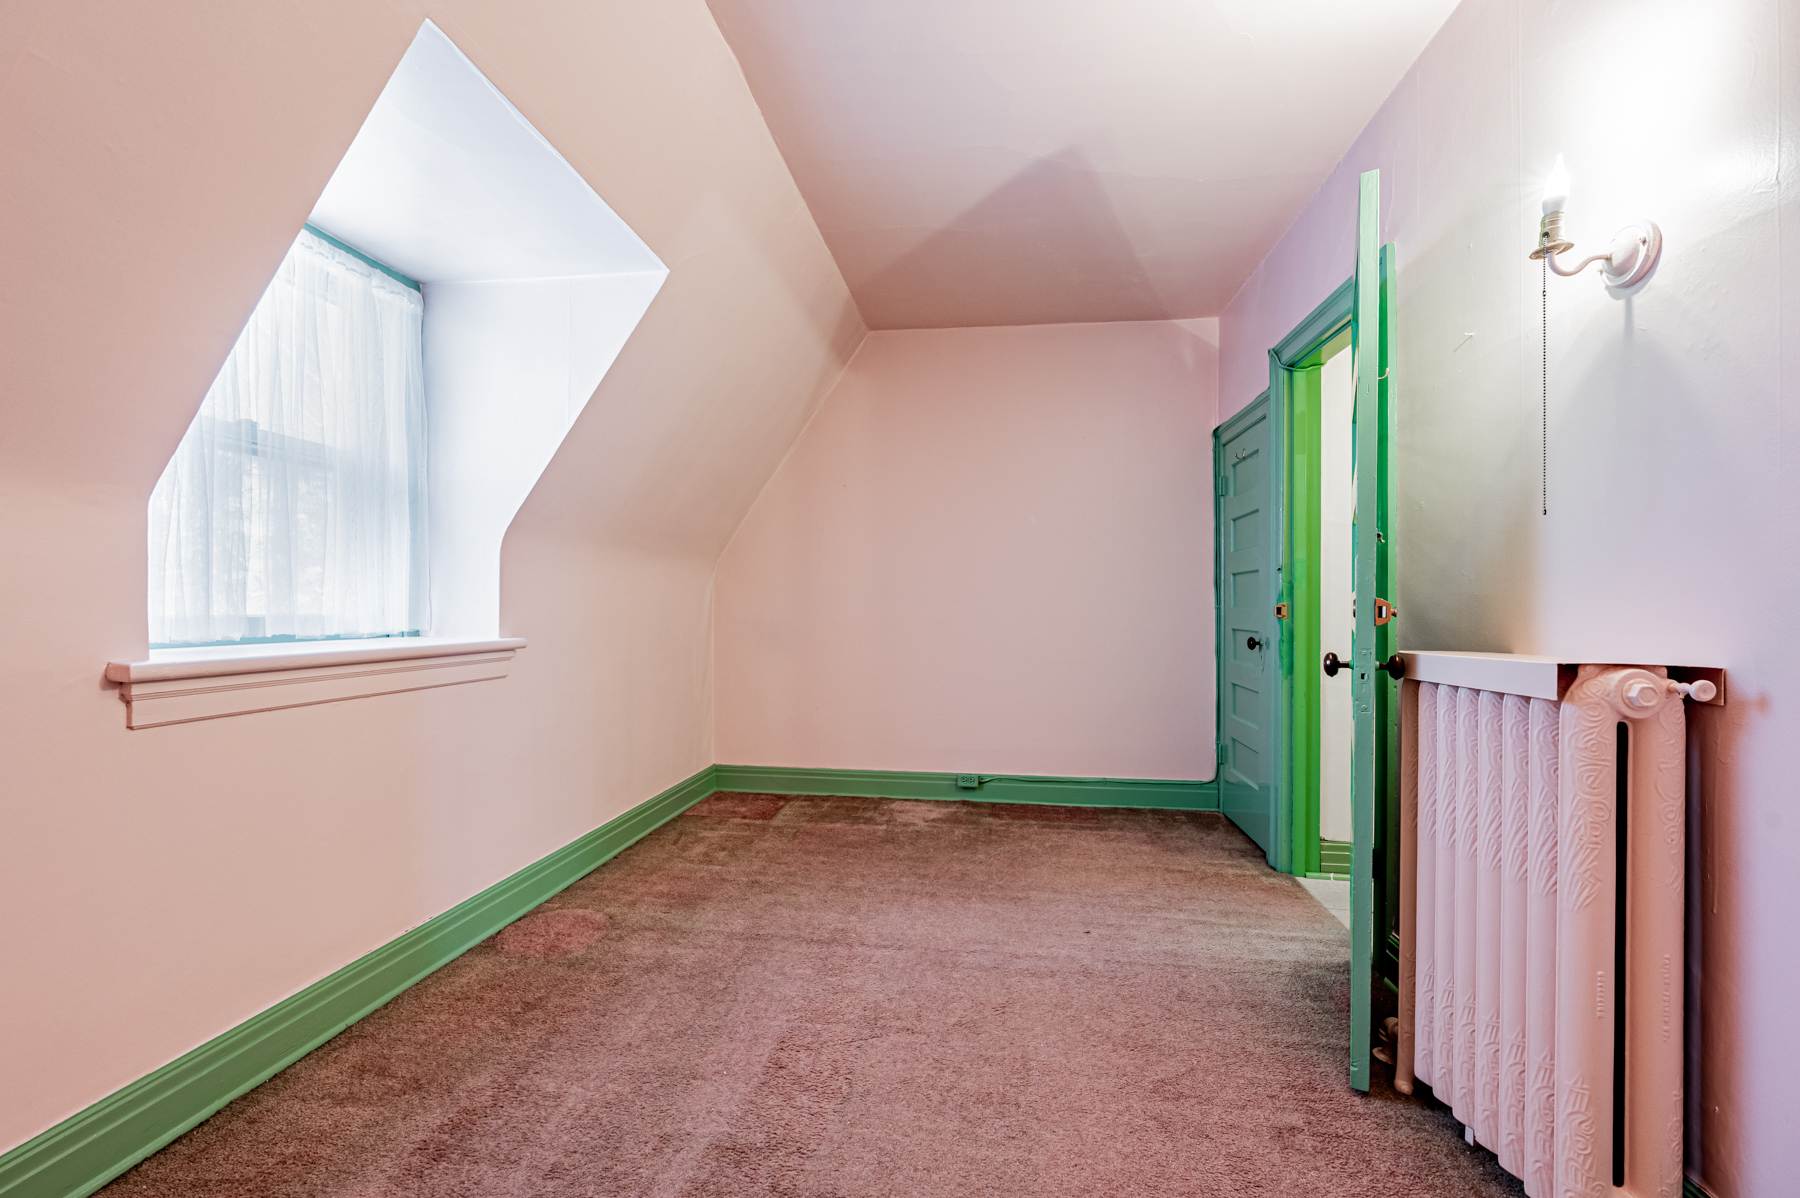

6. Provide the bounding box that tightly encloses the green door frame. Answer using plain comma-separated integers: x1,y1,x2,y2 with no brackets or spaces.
1257,258,1398,896
1268,278,1355,880
1214,284,1360,875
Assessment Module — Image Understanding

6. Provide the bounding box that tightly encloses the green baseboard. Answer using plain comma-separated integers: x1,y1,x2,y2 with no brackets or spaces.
2,760,1215,1198
1318,839,1352,873
0,766,717,1198
712,764,1218,810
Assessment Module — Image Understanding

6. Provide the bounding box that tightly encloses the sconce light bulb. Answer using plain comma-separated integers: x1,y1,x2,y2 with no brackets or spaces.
1542,154,1570,215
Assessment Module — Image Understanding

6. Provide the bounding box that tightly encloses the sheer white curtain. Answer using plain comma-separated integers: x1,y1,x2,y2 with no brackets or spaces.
149,229,427,647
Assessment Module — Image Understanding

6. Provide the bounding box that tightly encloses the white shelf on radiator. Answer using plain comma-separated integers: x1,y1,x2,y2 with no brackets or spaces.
1399,650,1724,705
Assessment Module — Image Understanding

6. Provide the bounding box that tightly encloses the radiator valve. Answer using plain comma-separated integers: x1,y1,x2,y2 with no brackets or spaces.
1669,678,1717,703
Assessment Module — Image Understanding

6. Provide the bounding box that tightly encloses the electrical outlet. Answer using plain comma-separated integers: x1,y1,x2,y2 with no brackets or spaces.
955,774,981,790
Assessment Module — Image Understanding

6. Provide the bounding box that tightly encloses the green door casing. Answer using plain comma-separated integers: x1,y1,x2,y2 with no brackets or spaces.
1216,400,1276,856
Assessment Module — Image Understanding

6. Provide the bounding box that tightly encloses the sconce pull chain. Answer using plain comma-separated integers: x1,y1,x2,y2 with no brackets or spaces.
1541,256,1549,517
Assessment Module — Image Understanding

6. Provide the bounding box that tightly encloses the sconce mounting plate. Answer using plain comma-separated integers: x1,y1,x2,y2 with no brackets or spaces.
1600,220,1661,289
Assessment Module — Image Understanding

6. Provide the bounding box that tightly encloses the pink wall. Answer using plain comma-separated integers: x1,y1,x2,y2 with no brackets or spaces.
0,1,860,1153
1217,0,1796,1192
715,320,1219,781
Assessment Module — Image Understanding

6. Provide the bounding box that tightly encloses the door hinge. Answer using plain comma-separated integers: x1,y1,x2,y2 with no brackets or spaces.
1216,472,1228,496
1217,740,1228,764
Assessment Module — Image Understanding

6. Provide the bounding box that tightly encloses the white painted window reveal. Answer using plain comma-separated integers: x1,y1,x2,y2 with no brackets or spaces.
115,19,668,725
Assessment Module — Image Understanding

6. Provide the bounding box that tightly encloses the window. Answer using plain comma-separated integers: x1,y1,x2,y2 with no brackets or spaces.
148,226,427,647
112,21,664,727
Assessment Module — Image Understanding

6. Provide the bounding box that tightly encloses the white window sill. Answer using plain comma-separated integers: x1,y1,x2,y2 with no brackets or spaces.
104,637,526,729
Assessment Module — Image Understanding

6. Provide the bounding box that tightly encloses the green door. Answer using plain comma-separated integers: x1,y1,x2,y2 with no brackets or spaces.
1348,169,1397,1092
1216,398,1277,857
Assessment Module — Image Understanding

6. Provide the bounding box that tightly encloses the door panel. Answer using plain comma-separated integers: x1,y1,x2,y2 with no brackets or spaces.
1348,168,1394,1093
1217,402,1275,854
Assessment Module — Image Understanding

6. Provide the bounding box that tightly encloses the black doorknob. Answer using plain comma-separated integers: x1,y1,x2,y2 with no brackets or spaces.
1246,635,1264,651
1323,652,1343,677
1381,654,1406,680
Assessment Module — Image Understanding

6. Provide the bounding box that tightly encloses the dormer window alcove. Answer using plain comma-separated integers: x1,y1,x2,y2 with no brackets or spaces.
106,20,668,728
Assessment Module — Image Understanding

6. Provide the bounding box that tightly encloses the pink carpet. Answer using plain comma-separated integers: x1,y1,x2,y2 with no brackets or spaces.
100,795,1523,1196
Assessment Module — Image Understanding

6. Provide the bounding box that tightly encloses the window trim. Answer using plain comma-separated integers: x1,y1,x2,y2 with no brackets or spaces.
148,225,429,650
302,221,422,291
104,638,524,729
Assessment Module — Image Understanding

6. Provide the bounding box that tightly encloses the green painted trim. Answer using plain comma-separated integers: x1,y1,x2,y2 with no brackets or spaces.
1285,357,1323,877
302,223,422,292
0,766,717,1198
1213,391,1277,859
1268,278,1354,882
1348,168,1383,1094
1683,1177,1716,1198
1271,357,1295,875
713,765,1218,811
1318,839,1352,874
1299,325,1352,371
1273,277,1356,367
1376,242,1402,996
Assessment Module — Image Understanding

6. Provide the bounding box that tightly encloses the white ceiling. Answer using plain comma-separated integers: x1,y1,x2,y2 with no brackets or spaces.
707,0,1463,328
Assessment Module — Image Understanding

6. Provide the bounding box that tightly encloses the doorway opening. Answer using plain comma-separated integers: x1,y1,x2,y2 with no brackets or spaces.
1213,277,1358,877
1297,330,1356,885
1271,287,1353,885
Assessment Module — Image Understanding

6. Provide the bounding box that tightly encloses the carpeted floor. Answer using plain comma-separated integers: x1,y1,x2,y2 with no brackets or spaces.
101,795,1524,1197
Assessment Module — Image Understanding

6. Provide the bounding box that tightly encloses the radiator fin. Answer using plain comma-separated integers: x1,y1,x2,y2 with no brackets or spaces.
1401,665,1685,1198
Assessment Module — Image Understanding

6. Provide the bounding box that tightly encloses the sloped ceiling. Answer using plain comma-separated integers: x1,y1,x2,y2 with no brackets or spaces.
707,0,1463,328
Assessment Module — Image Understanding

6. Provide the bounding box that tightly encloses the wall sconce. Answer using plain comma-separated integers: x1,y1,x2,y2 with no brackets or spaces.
1528,155,1661,288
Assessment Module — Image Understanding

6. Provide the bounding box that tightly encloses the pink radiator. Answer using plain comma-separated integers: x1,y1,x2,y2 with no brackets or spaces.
1394,660,1692,1198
